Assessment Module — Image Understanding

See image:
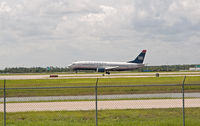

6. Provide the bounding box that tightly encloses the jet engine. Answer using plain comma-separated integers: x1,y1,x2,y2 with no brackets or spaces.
96,68,105,72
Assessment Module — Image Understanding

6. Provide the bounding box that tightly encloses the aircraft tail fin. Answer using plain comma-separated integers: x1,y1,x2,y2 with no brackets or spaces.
128,50,147,64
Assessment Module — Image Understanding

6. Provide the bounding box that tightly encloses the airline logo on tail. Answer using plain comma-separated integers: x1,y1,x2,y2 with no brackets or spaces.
138,56,144,60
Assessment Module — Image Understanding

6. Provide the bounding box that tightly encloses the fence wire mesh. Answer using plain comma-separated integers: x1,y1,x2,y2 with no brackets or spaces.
0,83,3,126
184,83,200,126
0,77,200,126
97,78,184,126
5,88,96,126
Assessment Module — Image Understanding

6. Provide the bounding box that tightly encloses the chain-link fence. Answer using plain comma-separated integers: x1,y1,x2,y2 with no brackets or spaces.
1,77,200,126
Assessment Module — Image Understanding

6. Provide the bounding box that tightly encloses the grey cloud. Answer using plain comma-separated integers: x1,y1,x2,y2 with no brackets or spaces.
0,0,200,68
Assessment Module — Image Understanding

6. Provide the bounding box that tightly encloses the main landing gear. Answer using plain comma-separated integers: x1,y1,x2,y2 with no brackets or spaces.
102,71,110,76
106,71,110,75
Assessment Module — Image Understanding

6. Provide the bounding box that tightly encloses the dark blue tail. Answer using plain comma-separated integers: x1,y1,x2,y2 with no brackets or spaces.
128,50,147,63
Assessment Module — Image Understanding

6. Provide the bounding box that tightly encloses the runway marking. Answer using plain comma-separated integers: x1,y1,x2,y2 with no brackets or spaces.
1,99,200,112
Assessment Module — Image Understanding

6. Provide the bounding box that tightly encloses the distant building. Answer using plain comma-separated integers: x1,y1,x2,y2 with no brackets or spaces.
189,65,200,71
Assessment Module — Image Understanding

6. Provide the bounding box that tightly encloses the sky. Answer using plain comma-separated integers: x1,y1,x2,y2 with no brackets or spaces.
0,0,200,69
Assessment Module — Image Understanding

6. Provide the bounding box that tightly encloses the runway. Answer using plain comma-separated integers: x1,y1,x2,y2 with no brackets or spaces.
0,72,200,80
0,99,200,112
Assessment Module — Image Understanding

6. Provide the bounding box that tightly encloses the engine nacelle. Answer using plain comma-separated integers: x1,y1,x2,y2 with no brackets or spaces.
96,68,105,72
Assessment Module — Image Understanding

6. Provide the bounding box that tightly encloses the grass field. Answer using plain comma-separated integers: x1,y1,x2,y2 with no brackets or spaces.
1,76,200,87
0,108,200,126
0,71,144,76
0,76,200,97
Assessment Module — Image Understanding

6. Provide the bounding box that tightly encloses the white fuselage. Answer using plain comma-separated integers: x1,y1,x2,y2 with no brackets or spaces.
68,61,144,71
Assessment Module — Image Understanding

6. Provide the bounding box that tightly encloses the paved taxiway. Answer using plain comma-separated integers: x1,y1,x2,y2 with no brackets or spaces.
1,93,200,102
0,72,200,80
0,99,200,112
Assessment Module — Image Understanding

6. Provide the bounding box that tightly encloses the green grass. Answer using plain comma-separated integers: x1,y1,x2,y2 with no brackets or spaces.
0,76,200,97
0,108,200,126
1,76,200,87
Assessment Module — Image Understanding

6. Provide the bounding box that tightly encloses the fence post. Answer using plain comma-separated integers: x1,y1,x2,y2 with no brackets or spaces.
182,76,186,126
3,80,6,126
95,78,99,126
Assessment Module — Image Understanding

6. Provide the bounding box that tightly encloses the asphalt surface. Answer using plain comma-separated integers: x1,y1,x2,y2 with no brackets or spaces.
1,93,200,102
0,72,200,80
1,99,200,112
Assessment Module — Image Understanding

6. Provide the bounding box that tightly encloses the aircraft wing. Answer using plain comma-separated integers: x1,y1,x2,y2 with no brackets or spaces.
105,66,119,70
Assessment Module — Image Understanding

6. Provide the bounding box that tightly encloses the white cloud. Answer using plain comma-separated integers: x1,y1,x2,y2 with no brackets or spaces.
0,2,12,13
81,5,117,25
167,0,200,25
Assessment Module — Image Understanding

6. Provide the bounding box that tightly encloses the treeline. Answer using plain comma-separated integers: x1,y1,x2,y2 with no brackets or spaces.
0,67,70,73
141,64,199,72
0,64,199,73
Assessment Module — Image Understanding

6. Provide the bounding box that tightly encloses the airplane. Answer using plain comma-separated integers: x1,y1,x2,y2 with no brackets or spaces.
68,50,147,74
